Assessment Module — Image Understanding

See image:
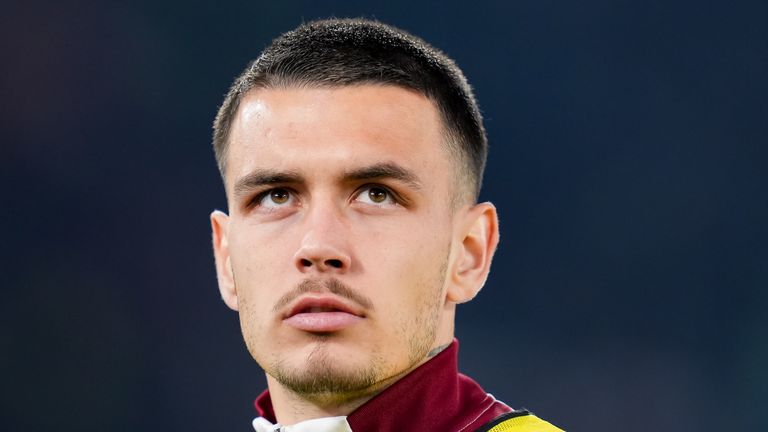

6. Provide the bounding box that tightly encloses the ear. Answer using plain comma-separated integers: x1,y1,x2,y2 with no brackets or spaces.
447,202,500,304
211,210,238,311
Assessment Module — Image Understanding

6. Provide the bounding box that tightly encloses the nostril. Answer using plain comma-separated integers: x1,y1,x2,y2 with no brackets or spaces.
326,259,343,268
296,256,347,271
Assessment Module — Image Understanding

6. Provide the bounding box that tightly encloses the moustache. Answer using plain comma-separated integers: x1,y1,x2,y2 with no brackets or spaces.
272,278,374,313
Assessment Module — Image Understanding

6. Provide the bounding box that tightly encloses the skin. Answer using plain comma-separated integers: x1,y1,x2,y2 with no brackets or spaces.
211,85,499,425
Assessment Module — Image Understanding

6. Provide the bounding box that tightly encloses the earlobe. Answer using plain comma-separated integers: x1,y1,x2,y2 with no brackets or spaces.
211,210,239,311
447,202,499,304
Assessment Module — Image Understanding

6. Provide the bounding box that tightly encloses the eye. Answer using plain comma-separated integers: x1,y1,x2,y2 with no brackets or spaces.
354,185,398,206
255,188,295,208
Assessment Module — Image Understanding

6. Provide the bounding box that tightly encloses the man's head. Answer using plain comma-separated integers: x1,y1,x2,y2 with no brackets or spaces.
213,18,487,204
210,19,499,412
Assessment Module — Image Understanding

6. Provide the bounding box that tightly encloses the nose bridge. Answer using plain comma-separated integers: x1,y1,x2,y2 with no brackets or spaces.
294,193,351,272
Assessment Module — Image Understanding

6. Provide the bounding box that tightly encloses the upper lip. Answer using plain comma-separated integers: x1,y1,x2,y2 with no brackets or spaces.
284,295,365,319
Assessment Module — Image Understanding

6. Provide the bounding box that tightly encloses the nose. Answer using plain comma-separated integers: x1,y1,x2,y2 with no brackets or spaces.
294,244,351,272
293,204,352,274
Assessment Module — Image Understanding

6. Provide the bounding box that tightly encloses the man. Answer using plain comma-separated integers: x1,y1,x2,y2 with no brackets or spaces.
210,18,564,432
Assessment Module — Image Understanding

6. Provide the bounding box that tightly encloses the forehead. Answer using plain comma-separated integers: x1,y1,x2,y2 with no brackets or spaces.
225,85,453,189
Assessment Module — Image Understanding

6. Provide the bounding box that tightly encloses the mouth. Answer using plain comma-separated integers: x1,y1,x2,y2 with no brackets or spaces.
283,296,365,332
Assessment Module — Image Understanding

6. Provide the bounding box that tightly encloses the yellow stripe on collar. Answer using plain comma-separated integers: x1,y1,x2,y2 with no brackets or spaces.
486,414,564,432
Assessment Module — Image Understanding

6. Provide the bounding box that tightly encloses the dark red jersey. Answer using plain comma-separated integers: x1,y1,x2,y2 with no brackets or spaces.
253,340,561,431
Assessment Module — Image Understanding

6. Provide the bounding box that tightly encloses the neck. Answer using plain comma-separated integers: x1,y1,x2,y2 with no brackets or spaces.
267,381,370,425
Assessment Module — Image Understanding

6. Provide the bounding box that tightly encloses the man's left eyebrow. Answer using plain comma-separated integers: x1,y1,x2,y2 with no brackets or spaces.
343,163,423,190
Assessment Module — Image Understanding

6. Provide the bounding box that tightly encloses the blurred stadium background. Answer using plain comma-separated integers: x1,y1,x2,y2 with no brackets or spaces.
2,1,766,430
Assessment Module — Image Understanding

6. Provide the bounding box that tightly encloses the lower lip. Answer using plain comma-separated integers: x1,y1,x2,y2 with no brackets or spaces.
283,312,363,332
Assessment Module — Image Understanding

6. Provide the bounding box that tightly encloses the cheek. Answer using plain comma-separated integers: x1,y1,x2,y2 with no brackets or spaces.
229,225,297,358
365,221,451,304
228,224,296,304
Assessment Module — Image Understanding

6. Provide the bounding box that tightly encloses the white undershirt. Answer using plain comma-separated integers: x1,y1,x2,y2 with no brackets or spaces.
252,415,353,432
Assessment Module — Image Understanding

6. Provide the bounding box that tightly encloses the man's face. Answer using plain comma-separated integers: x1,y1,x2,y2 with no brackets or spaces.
212,85,467,398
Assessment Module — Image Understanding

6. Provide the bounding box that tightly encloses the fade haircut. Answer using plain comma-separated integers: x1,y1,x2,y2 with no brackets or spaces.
213,18,488,202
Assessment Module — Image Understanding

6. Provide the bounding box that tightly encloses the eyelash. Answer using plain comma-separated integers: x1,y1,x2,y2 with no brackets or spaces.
248,187,294,208
358,184,408,207
247,184,405,209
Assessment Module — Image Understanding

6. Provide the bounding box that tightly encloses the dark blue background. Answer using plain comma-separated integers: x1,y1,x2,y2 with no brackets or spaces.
3,1,766,430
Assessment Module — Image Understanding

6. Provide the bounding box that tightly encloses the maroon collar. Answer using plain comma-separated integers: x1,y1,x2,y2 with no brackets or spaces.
254,340,511,431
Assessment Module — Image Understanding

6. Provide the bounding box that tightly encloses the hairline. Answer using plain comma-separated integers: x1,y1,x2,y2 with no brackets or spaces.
217,81,476,208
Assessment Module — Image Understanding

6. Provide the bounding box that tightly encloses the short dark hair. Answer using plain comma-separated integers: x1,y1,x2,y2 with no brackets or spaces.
213,18,487,201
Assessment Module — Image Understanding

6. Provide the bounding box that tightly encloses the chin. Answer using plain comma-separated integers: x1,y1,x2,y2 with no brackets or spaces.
269,347,384,396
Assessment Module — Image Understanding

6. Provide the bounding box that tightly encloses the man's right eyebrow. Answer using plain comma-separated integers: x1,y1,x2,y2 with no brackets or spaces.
233,169,303,199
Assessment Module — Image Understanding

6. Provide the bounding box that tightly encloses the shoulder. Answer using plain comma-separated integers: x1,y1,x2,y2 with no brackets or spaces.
473,409,565,432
